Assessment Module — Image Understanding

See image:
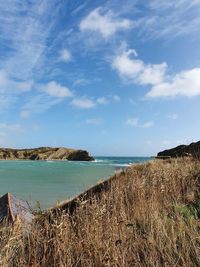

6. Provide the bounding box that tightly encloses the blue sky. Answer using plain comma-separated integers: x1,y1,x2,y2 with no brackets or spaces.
0,0,200,156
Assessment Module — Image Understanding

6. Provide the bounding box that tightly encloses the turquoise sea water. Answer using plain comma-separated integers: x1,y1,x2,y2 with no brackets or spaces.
0,157,150,209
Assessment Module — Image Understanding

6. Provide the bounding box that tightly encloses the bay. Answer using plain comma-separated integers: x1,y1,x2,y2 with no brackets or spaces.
0,157,150,209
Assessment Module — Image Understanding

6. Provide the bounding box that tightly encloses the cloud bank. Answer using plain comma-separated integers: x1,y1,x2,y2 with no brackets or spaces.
112,46,200,98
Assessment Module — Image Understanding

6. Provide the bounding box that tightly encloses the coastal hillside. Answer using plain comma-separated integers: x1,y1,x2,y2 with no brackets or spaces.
0,147,94,161
157,140,200,158
1,158,200,266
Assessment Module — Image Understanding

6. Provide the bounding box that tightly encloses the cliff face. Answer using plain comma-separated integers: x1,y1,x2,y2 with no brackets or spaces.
0,147,94,161
157,141,200,158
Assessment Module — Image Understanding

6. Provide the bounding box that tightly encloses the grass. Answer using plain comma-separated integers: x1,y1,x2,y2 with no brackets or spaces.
1,158,200,266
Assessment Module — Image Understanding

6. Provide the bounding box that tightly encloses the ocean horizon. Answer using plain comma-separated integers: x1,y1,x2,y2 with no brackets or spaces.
0,156,151,210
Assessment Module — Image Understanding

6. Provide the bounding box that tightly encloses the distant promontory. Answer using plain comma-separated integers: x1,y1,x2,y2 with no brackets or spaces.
0,147,94,161
157,140,200,159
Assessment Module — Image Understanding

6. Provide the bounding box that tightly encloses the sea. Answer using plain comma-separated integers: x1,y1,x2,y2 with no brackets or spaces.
0,157,151,210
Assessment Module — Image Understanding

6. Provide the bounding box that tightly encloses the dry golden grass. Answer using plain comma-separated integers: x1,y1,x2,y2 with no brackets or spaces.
1,158,200,266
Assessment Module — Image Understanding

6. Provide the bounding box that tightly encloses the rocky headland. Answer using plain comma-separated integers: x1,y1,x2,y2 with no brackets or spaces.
157,140,200,158
0,147,94,161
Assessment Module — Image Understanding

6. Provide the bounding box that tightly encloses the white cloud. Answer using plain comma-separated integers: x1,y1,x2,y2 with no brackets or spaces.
0,69,33,111
147,68,200,98
136,0,200,41
112,46,200,98
0,95,16,111
0,123,24,133
167,113,178,120
85,118,104,125
71,3,87,15
138,63,167,86
96,95,121,104
19,81,73,117
41,81,73,98
126,117,153,128
113,95,121,102
15,81,34,92
71,97,96,109
126,117,139,127
112,49,143,79
142,121,154,128
0,69,33,93
20,94,63,116
96,97,108,105
149,0,200,10
59,49,71,62
20,110,30,118
112,47,167,86
0,1,62,80
71,94,119,109
0,69,7,86
73,78,89,87
80,7,132,39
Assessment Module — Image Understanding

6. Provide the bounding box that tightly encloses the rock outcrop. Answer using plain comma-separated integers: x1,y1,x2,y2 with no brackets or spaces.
157,141,200,159
0,147,94,161
0,192,33,224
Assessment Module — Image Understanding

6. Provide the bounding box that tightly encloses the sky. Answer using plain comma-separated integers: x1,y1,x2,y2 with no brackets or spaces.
0,0,200,156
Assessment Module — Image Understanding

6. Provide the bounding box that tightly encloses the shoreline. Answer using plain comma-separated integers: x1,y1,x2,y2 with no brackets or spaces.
0,158,151,211
51,159,153,213
0,157,150,210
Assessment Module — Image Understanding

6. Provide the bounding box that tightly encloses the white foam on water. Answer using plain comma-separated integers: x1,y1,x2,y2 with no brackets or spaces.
110,163,130,167
93,159,105,163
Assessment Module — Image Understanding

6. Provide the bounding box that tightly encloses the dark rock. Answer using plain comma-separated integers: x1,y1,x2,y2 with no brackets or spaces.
29,154,39,160
67,150,94,161
157,141,200,159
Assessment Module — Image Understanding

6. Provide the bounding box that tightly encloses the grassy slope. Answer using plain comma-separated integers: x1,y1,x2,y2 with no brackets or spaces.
1,158,200,266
